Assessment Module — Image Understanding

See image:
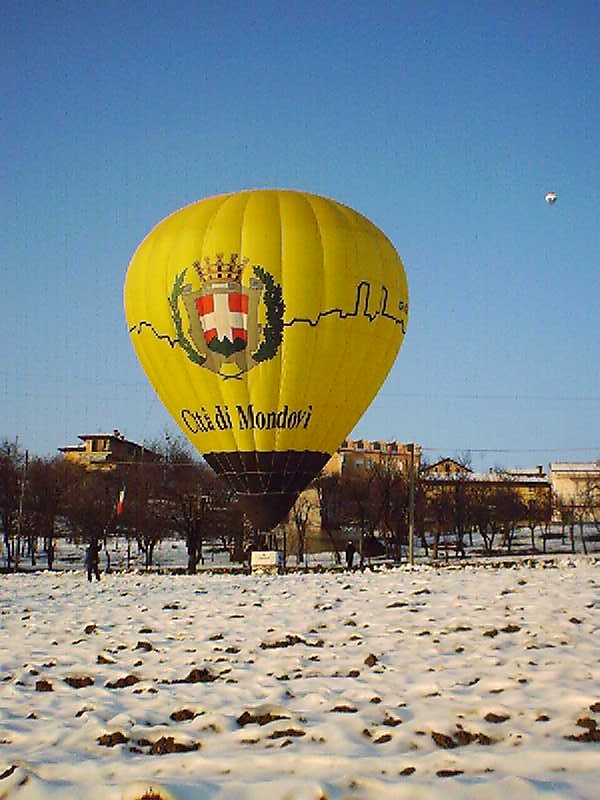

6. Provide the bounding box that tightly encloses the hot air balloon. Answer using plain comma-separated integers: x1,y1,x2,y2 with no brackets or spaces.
124,189,409,530
545,191,558,205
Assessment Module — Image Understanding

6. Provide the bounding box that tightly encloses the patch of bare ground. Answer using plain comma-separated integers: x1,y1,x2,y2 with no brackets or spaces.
170,667,217,684
432,728,493,748
170,709,198,722
106,674,140,689
382,713,403,727
98,731,129,747
148,736,201,755
237,710,289,726
500,623,521,633
64,675,94,688
267,728,306,739
128,736,201,755
566,716,600,742
484,712,510,723
135,640,154,651
260,635,324,649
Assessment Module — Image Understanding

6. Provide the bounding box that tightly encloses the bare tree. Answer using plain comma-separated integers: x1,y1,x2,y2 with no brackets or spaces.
425,488,455,559
451,477,473,557
470,484,500,555
290,494,313,567
62,465,121,570
455,451,473,470
572,478,600,554
24,456,70,569
341,472,381,567
525,495,552,552
371,462,408,560
551,498,573,553
496,488,526,553
0,439,24,569
315,473,344,563
173,476,239,574
151,434,216,573
585,479,600,542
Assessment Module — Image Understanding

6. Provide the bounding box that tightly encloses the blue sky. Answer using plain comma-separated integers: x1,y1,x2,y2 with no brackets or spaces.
2,1,599,471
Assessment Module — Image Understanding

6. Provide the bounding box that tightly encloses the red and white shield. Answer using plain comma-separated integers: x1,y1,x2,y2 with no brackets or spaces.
195,290,248,347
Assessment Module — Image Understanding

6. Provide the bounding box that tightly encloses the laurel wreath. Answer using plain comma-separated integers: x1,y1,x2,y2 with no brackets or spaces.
169,265,284,370
251,265,285,362
169,270,206,366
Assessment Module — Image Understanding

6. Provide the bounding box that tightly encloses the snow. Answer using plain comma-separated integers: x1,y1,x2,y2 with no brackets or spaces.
1,556,600,799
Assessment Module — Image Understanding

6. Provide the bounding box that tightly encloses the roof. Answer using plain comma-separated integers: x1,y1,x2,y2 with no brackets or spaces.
503,467,546,479
340,439,415,453
422,458,472,474
549,462,600,473
76,431,142,446
58,431,158,457
421,471,550,485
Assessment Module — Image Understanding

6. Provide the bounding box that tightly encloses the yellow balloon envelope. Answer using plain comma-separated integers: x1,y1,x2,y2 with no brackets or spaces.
124,189,408,529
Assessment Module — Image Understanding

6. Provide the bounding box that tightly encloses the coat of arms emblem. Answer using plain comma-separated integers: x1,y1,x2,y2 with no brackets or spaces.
169,253,284,378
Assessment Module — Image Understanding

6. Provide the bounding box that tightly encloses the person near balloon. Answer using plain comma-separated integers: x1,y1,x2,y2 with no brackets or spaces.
345,540,356,570
85,538,101,582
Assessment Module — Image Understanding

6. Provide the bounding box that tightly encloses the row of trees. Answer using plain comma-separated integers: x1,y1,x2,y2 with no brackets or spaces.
302,467,551,565
299,463,599,564
2,437,599,572
0,436,245,573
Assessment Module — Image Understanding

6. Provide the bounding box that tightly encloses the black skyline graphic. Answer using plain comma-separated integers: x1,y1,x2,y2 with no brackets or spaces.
128,281,407,348
282,281,407,331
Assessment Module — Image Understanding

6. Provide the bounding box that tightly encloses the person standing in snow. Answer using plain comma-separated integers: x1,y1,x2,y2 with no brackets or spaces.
85,538,101,582
345,540,356,570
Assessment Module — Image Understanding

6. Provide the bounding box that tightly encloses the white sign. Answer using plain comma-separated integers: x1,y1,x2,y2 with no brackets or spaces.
251,550,283,574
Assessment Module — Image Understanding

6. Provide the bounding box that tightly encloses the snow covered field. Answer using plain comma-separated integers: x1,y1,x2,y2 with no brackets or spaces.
1,558,600,799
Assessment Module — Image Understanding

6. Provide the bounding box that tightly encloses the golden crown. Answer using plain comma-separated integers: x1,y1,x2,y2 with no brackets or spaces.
193,253,249,284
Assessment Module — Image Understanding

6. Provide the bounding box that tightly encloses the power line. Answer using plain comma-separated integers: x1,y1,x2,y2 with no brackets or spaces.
421,446,600,455
2,371,600,404
375,392,600,403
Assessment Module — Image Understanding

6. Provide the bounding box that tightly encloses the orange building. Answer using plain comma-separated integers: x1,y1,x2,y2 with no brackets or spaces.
324,439,421,477
59,430,158,471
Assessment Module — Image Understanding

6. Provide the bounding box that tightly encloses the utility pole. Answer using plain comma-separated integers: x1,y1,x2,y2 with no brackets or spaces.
16,449,29,571
408,443,415,565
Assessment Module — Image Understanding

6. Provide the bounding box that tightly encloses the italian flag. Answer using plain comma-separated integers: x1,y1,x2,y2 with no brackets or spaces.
117,484,126,516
